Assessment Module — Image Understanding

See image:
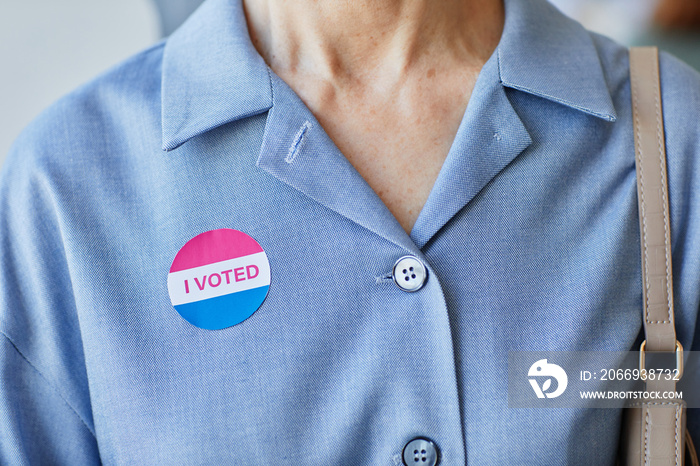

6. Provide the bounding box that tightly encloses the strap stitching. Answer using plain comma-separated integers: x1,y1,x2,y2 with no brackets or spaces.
631,55,653,325
637,401,684,464
652,57,674,324
675,403,682,465
644,406,651,466
632,50,672,325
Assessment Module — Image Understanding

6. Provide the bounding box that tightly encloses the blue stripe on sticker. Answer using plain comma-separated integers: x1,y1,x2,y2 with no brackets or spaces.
173,285,270,330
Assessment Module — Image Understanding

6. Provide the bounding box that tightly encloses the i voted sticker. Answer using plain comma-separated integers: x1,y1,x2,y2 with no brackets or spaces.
168,229,270,330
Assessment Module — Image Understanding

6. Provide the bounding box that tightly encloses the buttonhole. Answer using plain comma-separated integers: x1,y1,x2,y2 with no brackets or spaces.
375,273,394,284
285,121,313,164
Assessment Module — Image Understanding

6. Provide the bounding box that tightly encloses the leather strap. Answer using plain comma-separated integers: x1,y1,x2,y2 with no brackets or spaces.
627,46,690,466
630,46,677,353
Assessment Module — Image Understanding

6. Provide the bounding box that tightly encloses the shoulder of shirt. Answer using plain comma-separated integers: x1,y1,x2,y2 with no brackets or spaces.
581,29,700,231
581,30,700,166
2,40,167,180
586,30,700,119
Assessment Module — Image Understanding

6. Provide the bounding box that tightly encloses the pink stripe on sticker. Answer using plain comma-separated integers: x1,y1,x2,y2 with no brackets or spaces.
170,229,264,272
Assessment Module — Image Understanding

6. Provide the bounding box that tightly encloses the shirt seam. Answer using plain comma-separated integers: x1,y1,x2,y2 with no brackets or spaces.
0,331,97,439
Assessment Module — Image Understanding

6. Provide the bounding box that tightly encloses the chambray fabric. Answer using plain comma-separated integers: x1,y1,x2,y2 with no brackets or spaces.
1,0,700,464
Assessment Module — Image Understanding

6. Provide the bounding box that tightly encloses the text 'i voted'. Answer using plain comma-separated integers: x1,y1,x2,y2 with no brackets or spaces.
168,229,270,330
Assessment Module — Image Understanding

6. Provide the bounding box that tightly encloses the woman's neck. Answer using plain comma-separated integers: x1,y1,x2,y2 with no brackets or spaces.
243,0,504,86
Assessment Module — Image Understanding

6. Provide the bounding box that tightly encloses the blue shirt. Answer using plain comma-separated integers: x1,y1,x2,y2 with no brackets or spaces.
1,0,700,464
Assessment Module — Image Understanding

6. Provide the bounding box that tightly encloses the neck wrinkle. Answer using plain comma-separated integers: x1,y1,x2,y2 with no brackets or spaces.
243,0,504,85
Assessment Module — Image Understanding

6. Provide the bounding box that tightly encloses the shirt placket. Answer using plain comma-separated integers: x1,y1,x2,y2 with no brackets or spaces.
256,70,466,464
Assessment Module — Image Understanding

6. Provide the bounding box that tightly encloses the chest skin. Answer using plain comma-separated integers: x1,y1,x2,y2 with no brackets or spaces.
272,64,482,234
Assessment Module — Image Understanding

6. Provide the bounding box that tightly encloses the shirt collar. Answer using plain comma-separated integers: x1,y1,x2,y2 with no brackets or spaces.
498,0,617,122
161,0,272,151
161,0,617,151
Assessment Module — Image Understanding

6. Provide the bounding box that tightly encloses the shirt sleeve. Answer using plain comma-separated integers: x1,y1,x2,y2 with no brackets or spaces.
0,334,100,465
0,121,100,464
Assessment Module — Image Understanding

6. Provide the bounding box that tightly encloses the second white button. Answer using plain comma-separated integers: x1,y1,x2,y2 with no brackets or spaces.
392,256,427,292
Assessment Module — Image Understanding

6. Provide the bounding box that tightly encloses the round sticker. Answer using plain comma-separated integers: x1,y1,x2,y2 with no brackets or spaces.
167,229,270,330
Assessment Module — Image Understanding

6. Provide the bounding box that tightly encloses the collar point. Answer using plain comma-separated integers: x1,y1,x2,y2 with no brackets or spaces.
161,132,188,152
585,107,617,123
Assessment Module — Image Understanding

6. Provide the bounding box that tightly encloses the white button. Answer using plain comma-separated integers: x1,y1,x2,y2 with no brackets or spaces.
392,256,427,292
403,437,439,465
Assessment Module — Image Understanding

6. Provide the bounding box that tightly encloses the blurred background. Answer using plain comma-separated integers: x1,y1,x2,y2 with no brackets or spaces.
1,0,699,168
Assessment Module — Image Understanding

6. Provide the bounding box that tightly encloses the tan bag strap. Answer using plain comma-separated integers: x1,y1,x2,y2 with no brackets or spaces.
628,46,697,466
621,46,697,466
629,46,678,353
